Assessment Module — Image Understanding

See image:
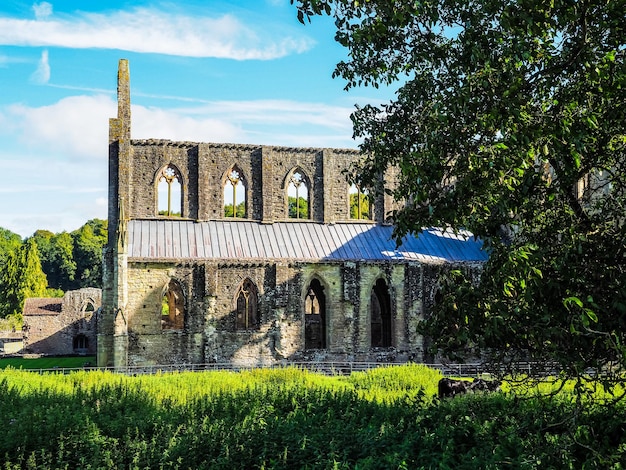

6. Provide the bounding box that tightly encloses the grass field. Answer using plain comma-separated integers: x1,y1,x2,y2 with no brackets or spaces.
0,355,96,370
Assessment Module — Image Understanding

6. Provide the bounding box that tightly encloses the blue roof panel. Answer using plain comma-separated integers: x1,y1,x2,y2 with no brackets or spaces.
127,220,488,263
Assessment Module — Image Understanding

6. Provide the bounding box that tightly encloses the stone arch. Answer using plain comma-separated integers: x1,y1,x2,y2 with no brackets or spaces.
371,277,392,348
234,278,259,330
81,299,97,320
303,276,327,349
155,163,183,217
161,278,185,330
222,164,248,218
284,167,311,219
80,298,97,328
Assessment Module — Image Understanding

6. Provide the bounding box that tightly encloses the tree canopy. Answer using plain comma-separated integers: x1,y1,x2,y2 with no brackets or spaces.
0,220,108,319
31,219,107,292
0,228,21,264
293,0,626,385
0,238,48,319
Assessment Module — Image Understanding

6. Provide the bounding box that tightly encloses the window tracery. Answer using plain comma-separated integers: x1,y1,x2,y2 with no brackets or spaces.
224,167,247,218
305,278,326,349
235,278,258,330
157,164,182,217
287,170,309,219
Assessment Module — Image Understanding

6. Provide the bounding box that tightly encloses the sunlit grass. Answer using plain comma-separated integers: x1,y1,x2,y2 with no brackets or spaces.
0,355,96,370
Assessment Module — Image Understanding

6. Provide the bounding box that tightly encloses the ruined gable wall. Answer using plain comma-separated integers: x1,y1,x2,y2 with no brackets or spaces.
25,288,101,356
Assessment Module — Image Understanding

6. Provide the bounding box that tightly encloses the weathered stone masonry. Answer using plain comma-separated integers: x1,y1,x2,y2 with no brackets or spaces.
24,288,101,356
98,59,487,368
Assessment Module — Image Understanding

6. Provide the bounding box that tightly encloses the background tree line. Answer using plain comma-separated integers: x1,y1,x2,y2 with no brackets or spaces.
0,219,107,325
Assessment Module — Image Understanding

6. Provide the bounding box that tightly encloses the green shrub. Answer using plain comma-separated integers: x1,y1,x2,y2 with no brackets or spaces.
0,366,624,469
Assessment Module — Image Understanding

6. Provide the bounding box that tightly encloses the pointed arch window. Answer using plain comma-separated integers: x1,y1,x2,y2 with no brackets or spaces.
235,278,259,330
81,299,96,327
287,170,309,219
157,164,182,217
305,278,326,349
82,300,95,318
371,278,392,347
349,184,371,220
224,167,247,218
161,279,185,330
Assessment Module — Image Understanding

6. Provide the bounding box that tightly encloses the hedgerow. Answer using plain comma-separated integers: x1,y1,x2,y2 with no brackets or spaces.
0,365,624,469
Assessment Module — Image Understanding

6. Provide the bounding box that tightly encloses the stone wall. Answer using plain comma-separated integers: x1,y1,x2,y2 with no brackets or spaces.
112,257,458,367
125,141,377,224
23,288,101,356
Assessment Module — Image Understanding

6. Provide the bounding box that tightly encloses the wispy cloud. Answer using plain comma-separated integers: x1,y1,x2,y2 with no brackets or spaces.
3,94,115,160
0,54,29,67
0,94,354,162
0,6,314,60
0,92,356,237
32,2,53,20
29,49,50,84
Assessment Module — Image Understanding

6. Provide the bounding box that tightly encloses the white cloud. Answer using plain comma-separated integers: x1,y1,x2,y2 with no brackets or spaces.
0,93,357,237
196,100,353,130
0,54,29,67
33,2,53,20
132,106,242,143
0,94,355,165
0,7,314,60
29,49,50,84
0,153,108,237
4,94,115,160
0,93,355,164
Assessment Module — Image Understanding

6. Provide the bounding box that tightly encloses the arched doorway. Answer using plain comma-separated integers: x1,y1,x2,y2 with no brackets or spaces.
235,278,259,330
161,279,185,330
371,278,392,347
304,278,326,349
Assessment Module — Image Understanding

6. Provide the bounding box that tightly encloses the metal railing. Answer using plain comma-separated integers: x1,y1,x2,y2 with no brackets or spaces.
19,360,561,377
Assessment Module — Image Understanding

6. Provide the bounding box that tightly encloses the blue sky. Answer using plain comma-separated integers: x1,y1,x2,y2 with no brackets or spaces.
0,0,391,238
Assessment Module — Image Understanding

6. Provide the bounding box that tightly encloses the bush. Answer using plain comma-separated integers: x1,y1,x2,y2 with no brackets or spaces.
0,366,624,468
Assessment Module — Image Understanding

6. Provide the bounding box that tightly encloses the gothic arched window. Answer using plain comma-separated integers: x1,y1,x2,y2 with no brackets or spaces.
161,279,185,330
81,299,96,327
371,278,392,347
157,164,182,217
305,278,326,349
349,184,371,220
224,167,247,218
287,169,310,219
235,278,259,330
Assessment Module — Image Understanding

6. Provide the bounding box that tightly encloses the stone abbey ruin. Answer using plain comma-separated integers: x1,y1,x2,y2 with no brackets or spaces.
97,60,488,368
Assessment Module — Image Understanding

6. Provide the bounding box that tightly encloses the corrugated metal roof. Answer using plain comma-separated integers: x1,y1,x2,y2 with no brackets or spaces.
127,220,489,263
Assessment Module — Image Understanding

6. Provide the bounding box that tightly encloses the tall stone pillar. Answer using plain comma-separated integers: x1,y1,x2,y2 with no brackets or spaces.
99,59,132,368
261,146,275,223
